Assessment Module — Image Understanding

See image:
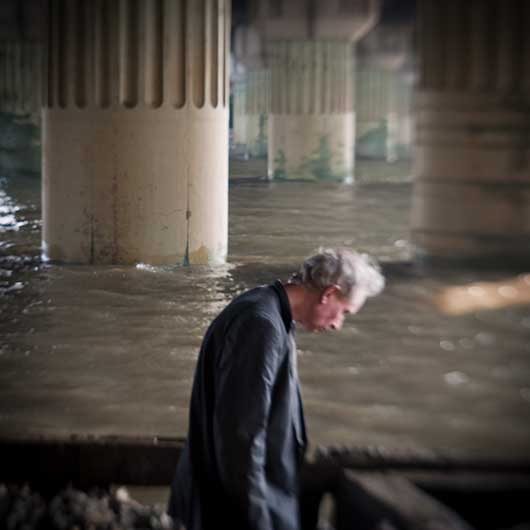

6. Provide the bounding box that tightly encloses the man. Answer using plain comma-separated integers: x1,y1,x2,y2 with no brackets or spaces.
168,248,385,530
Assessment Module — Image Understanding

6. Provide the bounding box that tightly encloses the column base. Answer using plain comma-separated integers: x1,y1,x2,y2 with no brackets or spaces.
43,107,228,265
268,113,355,181
412,92,530,263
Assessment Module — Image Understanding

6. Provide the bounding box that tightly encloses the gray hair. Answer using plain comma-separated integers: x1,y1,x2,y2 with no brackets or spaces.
289,248,385,300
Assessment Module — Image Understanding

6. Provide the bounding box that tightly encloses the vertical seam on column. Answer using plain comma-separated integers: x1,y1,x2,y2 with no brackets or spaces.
184,184,191,266
192,0,205,108
84,1,93,108
94,0,103,107
210,0,219,108
119,0,139,108
216,0,223,108
204,0,211,107
169,0,186,109
90,205,95,264
76,0,87,108
145,0,163,108
183,0,191,264
57,0,67,107
524,0,530,92
224,0,230,107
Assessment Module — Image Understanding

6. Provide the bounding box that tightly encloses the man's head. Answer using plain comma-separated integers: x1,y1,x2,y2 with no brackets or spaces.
287,248,385,332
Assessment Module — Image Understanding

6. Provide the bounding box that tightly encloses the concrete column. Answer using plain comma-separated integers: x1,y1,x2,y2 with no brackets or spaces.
232,78,249,157
412,0,530,263
42,0,230,265
269,40,355,181
244,68,270,158
232,25,270,159
356,68,412,162
251,0,380,181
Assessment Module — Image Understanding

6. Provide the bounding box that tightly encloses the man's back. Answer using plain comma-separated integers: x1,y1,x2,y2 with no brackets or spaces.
168,248,385,529
168,281,307,530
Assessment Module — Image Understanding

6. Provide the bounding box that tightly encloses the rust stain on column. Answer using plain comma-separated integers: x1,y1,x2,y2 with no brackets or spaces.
43,0,229,265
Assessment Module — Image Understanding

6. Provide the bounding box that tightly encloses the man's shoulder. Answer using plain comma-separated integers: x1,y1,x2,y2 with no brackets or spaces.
219,284,285,333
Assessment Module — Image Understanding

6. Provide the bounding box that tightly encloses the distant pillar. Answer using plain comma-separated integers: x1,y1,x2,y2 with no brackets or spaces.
232,79,249,157
252,0,380,181
245,68,270,158
412,0,530,263
232,25,270,159
43,0,230,265
268,41,354,181
356,69,412,162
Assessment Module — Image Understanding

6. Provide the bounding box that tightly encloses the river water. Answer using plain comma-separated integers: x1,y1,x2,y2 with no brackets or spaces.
1,164,529,462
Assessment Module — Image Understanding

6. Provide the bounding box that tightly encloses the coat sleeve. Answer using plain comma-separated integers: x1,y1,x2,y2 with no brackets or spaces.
213,313,284,530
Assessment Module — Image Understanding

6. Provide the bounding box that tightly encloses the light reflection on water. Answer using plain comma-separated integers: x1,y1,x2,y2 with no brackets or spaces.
0,173,529,461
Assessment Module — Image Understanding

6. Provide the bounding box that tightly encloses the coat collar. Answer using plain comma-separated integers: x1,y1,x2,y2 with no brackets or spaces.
271,280,293,334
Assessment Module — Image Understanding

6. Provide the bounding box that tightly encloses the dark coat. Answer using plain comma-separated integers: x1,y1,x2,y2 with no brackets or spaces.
168,281,308,530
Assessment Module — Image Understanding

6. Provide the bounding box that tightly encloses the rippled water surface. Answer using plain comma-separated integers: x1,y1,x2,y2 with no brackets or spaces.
1,169,529,461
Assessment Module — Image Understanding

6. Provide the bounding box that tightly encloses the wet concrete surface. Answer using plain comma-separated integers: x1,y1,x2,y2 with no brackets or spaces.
0,163,529,461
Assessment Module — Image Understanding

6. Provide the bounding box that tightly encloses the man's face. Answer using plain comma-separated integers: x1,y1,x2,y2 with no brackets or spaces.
303,286,367,332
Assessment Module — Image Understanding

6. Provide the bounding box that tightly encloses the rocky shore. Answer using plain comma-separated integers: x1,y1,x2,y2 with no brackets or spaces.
0,484,173,530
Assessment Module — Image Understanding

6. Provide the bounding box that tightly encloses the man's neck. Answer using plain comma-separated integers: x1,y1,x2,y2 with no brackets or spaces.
283,283,309,325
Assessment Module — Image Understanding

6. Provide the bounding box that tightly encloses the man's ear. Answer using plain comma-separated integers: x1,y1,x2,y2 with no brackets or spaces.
320,285,341,304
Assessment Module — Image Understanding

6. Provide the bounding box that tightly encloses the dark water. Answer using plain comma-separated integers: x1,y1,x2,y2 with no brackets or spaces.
1,169,529,461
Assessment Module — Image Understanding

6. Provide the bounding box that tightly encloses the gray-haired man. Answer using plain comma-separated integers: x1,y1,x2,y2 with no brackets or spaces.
168,248,384,530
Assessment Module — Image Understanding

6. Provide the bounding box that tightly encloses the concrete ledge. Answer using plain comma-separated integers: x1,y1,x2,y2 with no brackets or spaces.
0,435,185,492
2,436,529,529
335,471,474,530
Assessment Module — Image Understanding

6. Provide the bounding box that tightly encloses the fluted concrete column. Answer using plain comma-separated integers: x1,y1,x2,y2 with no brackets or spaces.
43,0,230,265
412,0,530,263
252,0,380,181
269,40,354,180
